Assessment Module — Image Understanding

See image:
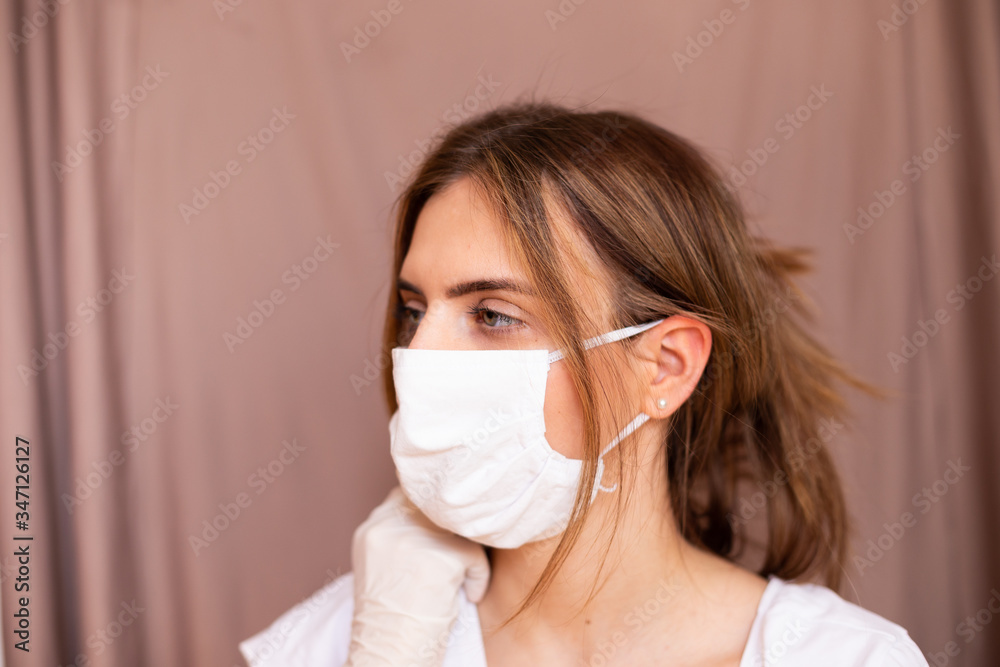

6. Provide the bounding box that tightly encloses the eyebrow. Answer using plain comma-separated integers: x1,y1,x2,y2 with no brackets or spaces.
397,277,536,299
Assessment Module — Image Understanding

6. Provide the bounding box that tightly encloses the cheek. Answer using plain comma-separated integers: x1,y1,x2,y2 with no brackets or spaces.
543,363,586,459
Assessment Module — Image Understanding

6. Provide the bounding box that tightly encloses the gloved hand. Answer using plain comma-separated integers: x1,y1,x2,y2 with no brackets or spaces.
344,485,491,667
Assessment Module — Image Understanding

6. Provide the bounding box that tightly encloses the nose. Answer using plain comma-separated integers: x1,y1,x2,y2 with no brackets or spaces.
405,300,469,351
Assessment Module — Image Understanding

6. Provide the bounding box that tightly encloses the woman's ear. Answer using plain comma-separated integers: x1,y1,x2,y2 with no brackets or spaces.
636,316,712,418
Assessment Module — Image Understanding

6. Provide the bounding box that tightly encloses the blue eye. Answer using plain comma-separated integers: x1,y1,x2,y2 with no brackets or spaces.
467,305,523,332
392,301,524,341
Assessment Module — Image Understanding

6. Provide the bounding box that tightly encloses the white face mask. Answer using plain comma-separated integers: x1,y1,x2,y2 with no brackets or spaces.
388,318,665,548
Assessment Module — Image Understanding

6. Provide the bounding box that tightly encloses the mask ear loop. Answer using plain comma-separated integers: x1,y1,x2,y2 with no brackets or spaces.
547,318,665,364
542,318,665,501
591,412,651,503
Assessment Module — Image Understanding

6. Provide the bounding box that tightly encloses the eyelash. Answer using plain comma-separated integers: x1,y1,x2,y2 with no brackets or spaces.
393,302,524,336
466,304,523,332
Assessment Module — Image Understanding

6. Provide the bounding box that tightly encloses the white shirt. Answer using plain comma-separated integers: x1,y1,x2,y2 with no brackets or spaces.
239,572,929,666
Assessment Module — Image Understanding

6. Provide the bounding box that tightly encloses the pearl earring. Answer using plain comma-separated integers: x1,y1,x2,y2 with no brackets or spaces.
657,398,667,409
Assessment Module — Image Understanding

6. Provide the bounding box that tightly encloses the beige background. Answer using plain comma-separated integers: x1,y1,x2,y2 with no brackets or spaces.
1,0,998,665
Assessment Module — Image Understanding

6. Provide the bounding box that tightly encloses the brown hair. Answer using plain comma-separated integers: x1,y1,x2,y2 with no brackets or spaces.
380,101,882,622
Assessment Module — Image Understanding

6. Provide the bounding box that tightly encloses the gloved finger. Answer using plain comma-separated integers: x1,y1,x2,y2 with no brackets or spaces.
462,547,491,603
345,597,457,667
357,486,410,533
352,484,493,601
351,487,412,576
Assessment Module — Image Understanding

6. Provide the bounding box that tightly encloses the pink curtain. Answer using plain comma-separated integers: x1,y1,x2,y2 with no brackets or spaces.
1,1,997,665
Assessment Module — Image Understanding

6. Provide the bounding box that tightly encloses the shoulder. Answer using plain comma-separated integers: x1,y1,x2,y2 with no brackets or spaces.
239,571,355,667
742,576,929,667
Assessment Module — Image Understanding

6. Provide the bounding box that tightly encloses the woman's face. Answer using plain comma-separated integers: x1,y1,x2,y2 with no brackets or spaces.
396,177,612,460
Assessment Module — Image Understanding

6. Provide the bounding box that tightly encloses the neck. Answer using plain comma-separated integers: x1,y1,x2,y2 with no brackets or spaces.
477,441,707,660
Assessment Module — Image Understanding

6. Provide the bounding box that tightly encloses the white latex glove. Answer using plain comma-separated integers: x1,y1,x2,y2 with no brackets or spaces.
344,486,491,667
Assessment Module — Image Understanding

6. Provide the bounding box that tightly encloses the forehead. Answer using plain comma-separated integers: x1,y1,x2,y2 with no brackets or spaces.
401,177,614,320
401,177,517,283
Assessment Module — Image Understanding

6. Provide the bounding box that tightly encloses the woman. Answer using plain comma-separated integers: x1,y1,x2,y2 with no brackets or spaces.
240,102,928,666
